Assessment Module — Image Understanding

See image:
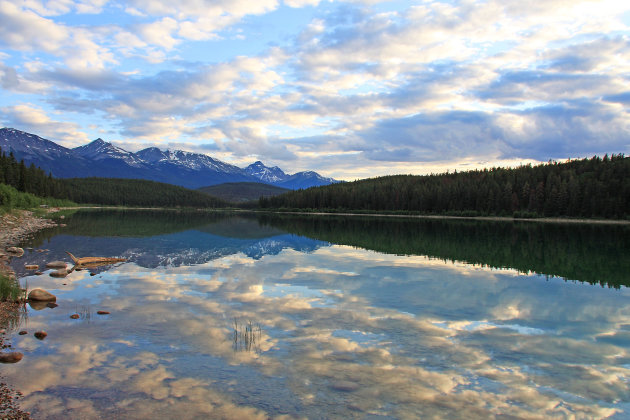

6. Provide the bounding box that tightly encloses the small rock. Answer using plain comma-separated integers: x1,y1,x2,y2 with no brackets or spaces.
0,352,23,363
35,271,43,276
329,380,360,392
46,261,67,269
70,314,80,319
59,224,67,227
50,269,68,278
90,272,97,276
24,264,39,270
28,288,57,302
6,247,24,256
34,331,47,340
18,331,27,335
96,310,110,315
46,302,58,308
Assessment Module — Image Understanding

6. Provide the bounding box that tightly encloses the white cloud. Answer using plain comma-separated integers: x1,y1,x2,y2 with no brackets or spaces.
0,1,115,69
0,1,70,52
1,0,629,175
0,103,90,145
284,0,321,7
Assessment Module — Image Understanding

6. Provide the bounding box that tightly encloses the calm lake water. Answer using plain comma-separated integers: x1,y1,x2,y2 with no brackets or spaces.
4,210,630,419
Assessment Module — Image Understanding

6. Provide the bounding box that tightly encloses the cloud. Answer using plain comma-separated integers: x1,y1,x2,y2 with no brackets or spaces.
604,92,630,105
496,102,630,160
0,1,70,53
0,103,90,145
1,0,629,176
357,111,503,162
0,1,117,69
125,0,280,43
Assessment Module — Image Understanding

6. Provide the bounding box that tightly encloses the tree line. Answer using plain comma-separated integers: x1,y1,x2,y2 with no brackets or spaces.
0,146,68,197
259,155,630,219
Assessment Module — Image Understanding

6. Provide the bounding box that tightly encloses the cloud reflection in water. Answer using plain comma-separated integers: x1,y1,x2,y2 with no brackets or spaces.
3,245,629,419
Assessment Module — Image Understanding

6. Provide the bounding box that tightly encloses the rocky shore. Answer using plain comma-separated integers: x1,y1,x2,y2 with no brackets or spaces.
0,210,57,419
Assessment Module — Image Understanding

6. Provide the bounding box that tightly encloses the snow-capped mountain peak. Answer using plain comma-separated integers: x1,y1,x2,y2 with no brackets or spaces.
135,147,166,163
1,127,337,189
73,138,146,167
244,161,287,183
137,148,244,174
0,127,77,161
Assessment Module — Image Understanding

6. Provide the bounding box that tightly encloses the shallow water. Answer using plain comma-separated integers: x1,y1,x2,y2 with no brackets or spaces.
3,210,630,419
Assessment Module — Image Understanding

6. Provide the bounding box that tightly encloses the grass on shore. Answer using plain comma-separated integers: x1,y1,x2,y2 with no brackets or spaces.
0,183,76,215
0,273,24,302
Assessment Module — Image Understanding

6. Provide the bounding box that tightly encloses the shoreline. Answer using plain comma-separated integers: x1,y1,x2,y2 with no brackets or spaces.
53,206,630,225
259,210,630,225
0,209,58,419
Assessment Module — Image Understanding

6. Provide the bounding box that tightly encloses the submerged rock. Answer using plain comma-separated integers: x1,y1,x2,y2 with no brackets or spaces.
49,269,68,278
24,264,38,270
329,380,360,392
0,352,23,363
46,261,67,269
28,288,57,302
18,331,27,335
70,314,80,319
96,310,110,315
34,331,47,340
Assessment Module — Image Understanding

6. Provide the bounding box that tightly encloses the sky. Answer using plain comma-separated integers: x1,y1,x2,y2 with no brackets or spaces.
0,0,629,180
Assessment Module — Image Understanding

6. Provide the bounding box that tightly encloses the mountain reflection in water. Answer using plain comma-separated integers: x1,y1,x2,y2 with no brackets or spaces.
2,210,628,419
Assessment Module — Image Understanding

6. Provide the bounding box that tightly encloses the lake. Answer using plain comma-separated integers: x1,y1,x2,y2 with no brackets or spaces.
4,210,630,419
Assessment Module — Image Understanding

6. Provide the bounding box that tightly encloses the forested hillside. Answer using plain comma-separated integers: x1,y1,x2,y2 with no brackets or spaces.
260,155,629,219
62,178,228,207
0,146,68,197
198,182,289,203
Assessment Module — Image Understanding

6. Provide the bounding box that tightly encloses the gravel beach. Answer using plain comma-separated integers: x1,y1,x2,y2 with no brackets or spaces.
1,210,58,419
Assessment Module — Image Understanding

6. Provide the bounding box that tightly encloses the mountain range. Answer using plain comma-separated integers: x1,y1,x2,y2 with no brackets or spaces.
0,127,337,189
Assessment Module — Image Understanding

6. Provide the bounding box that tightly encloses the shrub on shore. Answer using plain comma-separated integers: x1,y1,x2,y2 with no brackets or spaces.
0,183,75,214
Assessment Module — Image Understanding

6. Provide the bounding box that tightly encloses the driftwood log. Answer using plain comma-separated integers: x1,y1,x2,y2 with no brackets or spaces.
66,251,126,267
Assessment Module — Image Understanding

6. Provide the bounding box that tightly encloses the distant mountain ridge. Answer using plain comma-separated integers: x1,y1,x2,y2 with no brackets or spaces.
0,127,337,189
